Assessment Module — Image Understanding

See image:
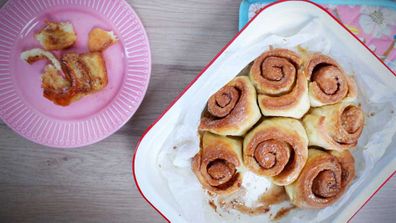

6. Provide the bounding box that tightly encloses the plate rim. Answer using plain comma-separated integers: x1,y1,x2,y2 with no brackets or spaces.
0,0,152,148
132,0,396,222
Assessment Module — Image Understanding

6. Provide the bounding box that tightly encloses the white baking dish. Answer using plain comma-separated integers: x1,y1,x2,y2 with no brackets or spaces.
133,1,396,222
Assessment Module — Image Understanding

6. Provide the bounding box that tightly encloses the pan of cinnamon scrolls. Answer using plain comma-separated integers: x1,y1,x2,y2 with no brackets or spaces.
193,48,362,212
133,1,396,223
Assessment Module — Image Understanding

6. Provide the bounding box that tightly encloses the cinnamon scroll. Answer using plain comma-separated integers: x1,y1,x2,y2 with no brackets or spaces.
191,48,364,213
249,49,310,119
305,54,357,107
303,103,364,151
285,149,355,208
243,118,308,185
192,132,243,194
199,76,261,136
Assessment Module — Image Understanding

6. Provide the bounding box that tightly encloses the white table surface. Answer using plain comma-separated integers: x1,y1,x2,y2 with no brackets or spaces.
0,0,394,222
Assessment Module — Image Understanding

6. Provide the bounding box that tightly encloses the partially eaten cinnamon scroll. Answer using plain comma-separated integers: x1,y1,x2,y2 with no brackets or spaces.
21,21,117,106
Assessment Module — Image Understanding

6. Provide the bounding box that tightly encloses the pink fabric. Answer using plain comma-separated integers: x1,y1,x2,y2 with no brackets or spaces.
248,3,396,71
326,5,396,69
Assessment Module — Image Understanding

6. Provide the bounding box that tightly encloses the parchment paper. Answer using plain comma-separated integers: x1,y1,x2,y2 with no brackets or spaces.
157,20,396,223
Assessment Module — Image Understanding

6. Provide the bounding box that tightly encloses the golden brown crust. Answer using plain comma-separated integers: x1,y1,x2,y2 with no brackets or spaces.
249,48,309,118
199,76,261,136
303,103,364,151
42,52,90,106
258,70,306,109
61,52,92,93
192,132,243,195
79,52,108,92
88,28,117,52
41,65,77,106
243,118,308,185
42,52,109,106
306,54,356,106
35,21,77,50
285,149,355,208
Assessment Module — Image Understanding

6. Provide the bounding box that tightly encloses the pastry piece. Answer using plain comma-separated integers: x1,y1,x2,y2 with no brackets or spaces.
61,52,92,93
79,52,108,91
199,76,261,136
20,48,62,71
88,27,117,52
44,52,96,106
250,48,310,119
35,21,77,50
41,64,83,106
243,117,308,185
303,103,364,151
192,132,243,195
305,53,357,107
21,50,109,106
41,65,70,90
285,149,355,208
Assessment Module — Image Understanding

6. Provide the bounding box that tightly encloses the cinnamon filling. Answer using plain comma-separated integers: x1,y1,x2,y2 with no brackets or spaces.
254,139,291,175
312,170,340,198
341,106,364,134
261,57,295,82
251,49,301,96
207,86,240,118
312,65,343,95
207,159,236,183
258,152,276,169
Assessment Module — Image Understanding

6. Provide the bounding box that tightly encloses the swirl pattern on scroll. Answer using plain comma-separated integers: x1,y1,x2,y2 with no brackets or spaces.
192,132,243,194
285,149,355,208
305,54,357,107
243,118,308,185
199,76,261,136
303,103,364,151
249,49,310,119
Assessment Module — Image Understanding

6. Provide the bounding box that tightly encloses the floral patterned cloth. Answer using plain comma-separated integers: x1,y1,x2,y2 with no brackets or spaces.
246,3,396,72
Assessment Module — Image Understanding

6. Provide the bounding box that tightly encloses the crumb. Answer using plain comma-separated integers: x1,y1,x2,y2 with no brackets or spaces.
272,205,296,221
208,200,217,211
391,110,394,114
368,112,375,117
158,164,161,168
173,146,177,150
207,191,216,197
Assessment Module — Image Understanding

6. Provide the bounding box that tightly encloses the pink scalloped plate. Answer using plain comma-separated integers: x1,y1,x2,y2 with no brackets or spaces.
0,0,151,148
